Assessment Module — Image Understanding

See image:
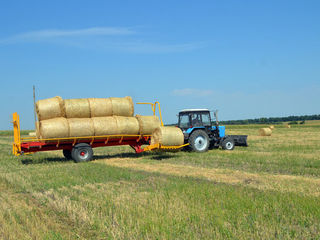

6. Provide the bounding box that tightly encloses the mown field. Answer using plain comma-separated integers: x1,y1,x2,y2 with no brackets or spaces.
0,123,320,239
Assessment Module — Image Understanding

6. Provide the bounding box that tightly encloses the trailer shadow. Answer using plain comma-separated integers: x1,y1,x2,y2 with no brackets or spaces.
93,151,178,161
21,151,177,165
21,156,72,165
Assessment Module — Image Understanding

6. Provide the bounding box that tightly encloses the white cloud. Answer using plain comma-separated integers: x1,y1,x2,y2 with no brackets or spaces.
172,88,213,97
0,27,205,54
0,27,135,43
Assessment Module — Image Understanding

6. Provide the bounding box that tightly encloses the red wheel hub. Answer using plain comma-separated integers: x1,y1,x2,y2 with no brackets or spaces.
80,151,86,156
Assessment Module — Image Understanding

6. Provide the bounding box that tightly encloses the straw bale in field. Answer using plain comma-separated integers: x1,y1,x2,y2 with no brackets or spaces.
39,118,69,139
28,132,36,137
151,126,184,146
64,99,91,118
285,124,291,128
92,117,119,136
36,96,65,121
136,115,161,135
114,116,140,135
269,125,275,130
110,96,134,116
259,128,272,136
68,118,95,137
88,98,112,117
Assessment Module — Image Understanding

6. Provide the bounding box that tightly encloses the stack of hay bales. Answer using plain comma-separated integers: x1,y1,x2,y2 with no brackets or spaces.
35,96,160,139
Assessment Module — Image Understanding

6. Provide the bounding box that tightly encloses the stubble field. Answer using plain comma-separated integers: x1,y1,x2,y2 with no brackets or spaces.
0,123,319,239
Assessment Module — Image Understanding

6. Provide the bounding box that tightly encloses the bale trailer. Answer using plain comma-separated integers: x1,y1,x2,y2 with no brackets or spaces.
12,102,188,162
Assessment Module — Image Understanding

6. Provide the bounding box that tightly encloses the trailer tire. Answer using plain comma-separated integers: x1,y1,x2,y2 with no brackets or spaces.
189,130,209,152
62,149,72,160
221,138,235,150
71,143,93,163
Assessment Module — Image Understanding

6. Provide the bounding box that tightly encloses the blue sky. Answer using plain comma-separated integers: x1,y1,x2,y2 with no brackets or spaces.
1,0,319,130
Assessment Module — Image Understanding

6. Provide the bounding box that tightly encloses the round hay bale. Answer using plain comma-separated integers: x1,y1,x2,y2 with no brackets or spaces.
36,96,65,121
151,126,184,146
269,125,275,130
88,98,113,117
110,96,134,117
259,128,272,136
136,115,161,135
64,99,91,118
285,124,291,128
114,116,139,135
68,118,95,137
92,117,119,136
39,118,69,139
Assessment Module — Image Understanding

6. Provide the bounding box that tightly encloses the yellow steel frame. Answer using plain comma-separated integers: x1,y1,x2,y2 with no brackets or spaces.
136,101,164,126
12,112,21,156
143,143,189,152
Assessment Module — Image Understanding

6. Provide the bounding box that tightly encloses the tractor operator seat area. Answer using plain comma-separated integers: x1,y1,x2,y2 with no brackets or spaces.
178,110,212,129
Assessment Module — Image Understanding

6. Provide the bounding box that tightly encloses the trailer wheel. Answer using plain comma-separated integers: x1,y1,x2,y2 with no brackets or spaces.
221,138,235,150
62,149,72,159
71,143,93,163
189,130,209,152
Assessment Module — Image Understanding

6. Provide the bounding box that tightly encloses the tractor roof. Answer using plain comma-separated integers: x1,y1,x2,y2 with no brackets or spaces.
179,109,210,113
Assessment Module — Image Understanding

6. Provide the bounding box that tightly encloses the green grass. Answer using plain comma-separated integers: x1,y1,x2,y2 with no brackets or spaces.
0,123,320,239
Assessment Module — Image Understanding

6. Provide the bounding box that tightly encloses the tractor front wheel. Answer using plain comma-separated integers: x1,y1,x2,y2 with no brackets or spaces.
189,130,210,152
221,137,235,150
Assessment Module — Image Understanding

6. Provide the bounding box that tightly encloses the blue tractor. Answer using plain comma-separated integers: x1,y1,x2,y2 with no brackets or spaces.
178,109,248,152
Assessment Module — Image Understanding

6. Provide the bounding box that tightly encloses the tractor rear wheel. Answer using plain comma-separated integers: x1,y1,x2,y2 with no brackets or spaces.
189,130,209,152
71,143,93,163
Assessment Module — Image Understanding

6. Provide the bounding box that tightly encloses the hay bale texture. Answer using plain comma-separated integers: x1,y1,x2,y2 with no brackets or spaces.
68,118,94,137
115,116,140,135
136,115,161,135
259,128,272,136
151,126,184,146
36,96,65,121
36,96,134,120
110,97,134,117
64,99,91,118
35,96,138,139
88,98,113,117
92,117,118,136
39,118,69,139
269,125,275,130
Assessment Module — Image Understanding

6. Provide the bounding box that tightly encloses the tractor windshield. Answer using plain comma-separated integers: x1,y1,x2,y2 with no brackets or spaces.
179,114,189,129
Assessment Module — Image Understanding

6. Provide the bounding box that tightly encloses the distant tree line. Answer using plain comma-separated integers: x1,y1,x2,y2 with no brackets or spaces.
219,114,320,125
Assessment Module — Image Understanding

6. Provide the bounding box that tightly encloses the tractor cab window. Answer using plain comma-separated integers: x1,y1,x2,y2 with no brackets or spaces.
201,113,211,126
179,114,189,129
191,113,201,126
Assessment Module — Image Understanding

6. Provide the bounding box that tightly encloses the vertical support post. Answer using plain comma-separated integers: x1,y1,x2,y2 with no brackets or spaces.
12,112,21,156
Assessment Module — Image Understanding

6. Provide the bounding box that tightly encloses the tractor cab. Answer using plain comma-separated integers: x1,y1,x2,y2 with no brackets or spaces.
178,109,213,129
